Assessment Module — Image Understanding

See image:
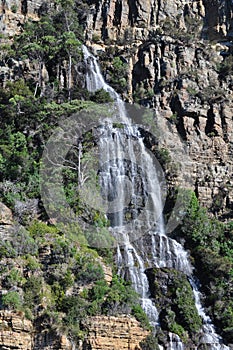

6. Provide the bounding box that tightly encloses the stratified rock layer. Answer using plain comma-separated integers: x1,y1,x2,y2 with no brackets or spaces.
84,0,233,218
85,0,233,42
0,311,148,350
84,315,149,350
0,311,33,350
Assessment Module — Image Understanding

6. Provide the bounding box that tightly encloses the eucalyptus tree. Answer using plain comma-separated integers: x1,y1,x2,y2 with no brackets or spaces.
14,0,83,98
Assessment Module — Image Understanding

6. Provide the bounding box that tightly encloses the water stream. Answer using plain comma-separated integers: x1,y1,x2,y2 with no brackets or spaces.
83,45,229,350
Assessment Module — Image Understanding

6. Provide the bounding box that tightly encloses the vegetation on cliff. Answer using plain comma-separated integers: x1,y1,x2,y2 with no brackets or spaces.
0,218,152,343
174,190,233,342
0,0,233,348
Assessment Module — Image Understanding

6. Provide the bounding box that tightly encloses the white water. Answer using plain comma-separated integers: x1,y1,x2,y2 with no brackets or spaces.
189,279,229,350
83,45,126,120
83,45,229,350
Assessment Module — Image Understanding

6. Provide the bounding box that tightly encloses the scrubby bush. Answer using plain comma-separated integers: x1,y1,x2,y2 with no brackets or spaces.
173,190,233,341
140,333,160,350
2,291,22,310
90,88,113,103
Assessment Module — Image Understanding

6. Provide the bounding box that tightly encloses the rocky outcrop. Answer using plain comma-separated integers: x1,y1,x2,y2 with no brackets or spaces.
84,315,149,350
0,311,33,349
0,202,13,225
84,0,233,218
0,0,53,37
0,311,148,350
0,202,14,241
33,333,73,350
99,257,113,284
85,0,233,43
0,311,74,350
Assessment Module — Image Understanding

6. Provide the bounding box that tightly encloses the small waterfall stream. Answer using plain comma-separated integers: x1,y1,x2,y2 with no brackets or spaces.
83,45,229,350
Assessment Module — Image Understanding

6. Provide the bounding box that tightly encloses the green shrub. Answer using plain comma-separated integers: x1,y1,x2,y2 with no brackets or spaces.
11,4,18,13
88,280,109,302
5,268,26,288
28,220,59,239
90,89,113,103
75,260,104,284
23,276,44,311
102,275,139,315
132,304,151,330
108,57,128,92
140,333,160,350
0,241,16,258
92,33,101,43
24,254,41,271
157,147,171,165
2,291,22,310
62,295,89,323
11,226,38,256
217,56,233,77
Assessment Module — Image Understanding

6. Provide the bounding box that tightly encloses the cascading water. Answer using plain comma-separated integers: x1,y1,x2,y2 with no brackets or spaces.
83,45,229,350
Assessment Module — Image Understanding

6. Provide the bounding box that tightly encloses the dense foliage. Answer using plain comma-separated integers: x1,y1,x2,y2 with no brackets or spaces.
0,219,151,341
173,190,233,342
0,3,153,344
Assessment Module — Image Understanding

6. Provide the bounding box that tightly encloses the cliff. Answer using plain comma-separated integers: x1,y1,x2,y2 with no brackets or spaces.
0,310,72,349
0,311,148,350
0,0,53,37
0,0,233,349
85,0,233,42
3,0,230,216
0,311,33,349
83,316,149,350
84,0,233,218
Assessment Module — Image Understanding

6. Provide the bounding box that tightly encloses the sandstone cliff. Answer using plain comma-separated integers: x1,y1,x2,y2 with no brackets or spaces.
0,310,148,350
0,311,33,349
85,0,233,42
0,310,74,350
83,315,149,350
84,0,233,218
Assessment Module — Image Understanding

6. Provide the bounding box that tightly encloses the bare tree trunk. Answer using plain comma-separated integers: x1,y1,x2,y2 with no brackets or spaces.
68,53,72,101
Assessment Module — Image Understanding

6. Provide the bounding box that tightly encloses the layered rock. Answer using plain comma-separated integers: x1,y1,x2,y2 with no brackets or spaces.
84,315,149,350
0,0,53,37
85,0,233,43
0,202,14,241
0,311,33,350
0,311,74,349
33,332,73,350
0,311,148,350
84,0,233,218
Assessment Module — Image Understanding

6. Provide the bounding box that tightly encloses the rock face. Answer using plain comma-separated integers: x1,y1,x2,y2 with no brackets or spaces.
0,311,148,350
84,0,233,218
85,0,233,42
84,315,149,350
0,311,33,350
0,311,74,350
33,332,73,350
0,0,53,37
0,202,13,225
0,202,14,241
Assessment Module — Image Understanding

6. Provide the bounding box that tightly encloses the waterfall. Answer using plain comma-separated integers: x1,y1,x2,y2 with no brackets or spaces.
83,45,229,349
189,279,229,350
